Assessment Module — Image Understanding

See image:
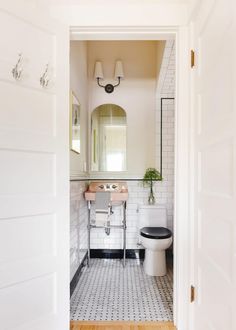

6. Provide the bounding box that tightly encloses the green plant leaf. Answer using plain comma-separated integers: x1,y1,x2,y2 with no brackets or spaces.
142,167,162,187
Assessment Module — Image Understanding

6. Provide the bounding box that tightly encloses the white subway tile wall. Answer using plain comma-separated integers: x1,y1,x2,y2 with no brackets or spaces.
70,40,175,273
156,40,175,233
70,181,88,280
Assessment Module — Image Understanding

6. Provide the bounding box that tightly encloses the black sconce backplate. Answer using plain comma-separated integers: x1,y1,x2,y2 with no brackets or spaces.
105,84,114,93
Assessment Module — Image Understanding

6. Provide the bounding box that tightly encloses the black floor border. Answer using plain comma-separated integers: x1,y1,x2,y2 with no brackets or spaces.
90,249,145,259
90,248,173,259
70,252,88,297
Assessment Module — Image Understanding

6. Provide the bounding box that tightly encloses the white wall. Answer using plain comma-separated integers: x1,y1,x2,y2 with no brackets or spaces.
69,40,175,262
156,40,175,234
49,1,188,27
88,41,164,177
70,41,89,279
90,40,175,249
70,41,88,177
70,181,87,280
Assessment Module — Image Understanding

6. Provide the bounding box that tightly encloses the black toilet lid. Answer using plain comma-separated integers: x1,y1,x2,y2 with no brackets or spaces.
140,227,172,239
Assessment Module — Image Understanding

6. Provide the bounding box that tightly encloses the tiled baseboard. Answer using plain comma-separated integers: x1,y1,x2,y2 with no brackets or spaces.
90,248,173,259
90,249,145,259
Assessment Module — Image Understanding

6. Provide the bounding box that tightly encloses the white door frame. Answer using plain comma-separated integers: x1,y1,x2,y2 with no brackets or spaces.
70,26,190,330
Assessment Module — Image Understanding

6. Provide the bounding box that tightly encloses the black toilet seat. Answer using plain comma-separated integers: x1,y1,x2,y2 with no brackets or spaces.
140,227,172,239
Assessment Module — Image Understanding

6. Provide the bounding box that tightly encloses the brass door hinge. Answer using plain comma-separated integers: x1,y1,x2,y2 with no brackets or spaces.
190,285,195,302
191,50,195,68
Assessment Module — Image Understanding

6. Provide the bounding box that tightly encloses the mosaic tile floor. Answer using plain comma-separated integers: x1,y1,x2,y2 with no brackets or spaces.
70,259,173,321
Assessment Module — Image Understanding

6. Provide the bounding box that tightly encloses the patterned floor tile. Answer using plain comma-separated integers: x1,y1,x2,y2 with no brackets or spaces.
70,259,173,321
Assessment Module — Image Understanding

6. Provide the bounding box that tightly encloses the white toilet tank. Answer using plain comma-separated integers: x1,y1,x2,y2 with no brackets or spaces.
138,205,167,229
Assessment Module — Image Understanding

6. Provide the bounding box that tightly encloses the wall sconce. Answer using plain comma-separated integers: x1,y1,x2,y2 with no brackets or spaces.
94,60,124,93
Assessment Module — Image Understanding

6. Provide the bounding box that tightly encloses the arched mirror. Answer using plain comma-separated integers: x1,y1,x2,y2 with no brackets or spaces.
91,104,127,172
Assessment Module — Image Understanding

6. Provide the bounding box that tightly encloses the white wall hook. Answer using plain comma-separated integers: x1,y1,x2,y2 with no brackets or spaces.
40,63,50,88
12,53,22,80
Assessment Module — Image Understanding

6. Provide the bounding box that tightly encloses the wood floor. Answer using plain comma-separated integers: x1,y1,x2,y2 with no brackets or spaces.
70,321,176,330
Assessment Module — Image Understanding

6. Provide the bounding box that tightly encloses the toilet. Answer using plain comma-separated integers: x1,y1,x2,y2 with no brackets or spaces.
138,205,172,276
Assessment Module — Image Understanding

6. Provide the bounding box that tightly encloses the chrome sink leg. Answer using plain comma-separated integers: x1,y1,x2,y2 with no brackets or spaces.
123,201,127,267
87,201,91,267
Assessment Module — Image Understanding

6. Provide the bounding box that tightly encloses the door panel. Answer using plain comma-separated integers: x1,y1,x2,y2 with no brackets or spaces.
192,0,236,329
0,2,69,330
0,83,55,135
0,274,56,329
0,214,56,263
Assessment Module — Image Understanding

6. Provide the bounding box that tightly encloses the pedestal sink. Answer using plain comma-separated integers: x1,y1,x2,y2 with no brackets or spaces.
85,181,128,267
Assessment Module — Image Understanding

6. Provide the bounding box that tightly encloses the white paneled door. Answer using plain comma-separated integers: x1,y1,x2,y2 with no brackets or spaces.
0,2,69,330
191,0,236,329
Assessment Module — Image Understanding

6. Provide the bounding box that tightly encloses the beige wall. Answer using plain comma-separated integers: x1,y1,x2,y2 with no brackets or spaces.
88,40,165,177
156,41,166,79
70,41,88,177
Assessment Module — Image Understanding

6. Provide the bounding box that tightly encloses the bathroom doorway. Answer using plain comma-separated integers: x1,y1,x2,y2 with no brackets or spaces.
69,36,176,324
0,2,190,327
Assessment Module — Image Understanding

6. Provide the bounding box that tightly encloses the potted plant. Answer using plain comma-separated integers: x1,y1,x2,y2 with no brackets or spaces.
143,167,162,204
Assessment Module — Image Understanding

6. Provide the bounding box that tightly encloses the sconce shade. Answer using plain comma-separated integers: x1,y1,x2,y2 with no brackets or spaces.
114,60,124,79
95,60,124,93
94,61,104,79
